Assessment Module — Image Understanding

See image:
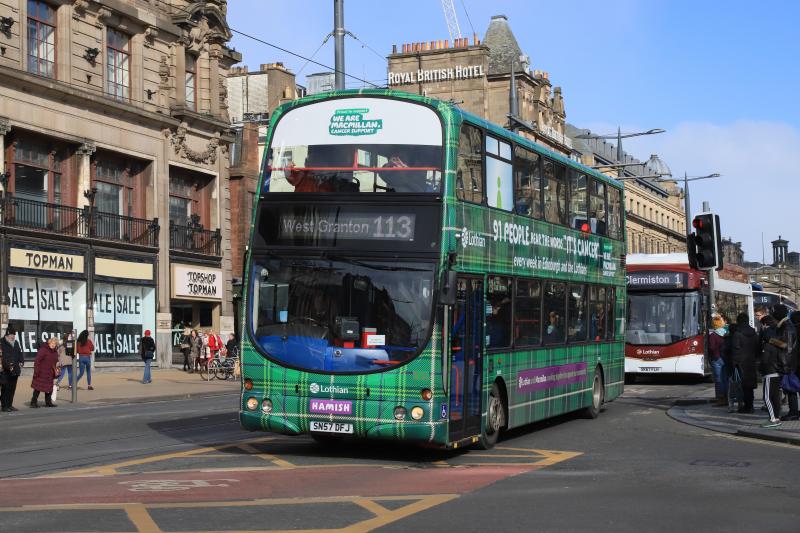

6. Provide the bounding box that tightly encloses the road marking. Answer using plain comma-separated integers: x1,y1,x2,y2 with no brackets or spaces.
237,443,295,468
124,504,162,533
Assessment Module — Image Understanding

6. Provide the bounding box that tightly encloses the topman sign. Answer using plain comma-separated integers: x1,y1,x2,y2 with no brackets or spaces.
388,64,485,86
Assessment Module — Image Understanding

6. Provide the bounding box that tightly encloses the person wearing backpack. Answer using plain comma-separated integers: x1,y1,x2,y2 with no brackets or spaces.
139,330,156,384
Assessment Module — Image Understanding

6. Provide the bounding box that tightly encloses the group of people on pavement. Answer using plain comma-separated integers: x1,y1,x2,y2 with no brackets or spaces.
708,303,800,428
177,328,238,374
0,326,96,410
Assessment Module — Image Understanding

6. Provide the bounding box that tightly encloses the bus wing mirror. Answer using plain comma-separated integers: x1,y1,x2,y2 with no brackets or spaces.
440,270,457,306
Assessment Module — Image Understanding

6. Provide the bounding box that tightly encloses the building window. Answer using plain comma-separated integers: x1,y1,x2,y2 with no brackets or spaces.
106,28,130,100
185,54,197,111
27,0,56,78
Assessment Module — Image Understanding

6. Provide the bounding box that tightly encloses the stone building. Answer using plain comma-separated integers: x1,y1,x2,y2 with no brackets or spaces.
226,62,296,126
747,237,800,303
568,125,686,255
722,238,744,267
0,0,239,366
387,14,572,155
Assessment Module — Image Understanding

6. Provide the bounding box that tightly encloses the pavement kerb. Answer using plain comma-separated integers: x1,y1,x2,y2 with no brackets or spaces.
673,398,714,406
669,400,800,447
735,429,800,446
85,390,239,406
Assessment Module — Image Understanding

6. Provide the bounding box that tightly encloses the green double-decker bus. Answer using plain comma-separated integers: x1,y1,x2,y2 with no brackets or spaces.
240,90,626,449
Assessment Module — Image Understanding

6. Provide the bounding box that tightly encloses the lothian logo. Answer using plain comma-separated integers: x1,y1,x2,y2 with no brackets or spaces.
309,383,320,394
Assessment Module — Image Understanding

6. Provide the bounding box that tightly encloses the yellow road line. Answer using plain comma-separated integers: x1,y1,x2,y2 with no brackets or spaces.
351,497,389,516
343,494,459,532
124,504,163,533
237,443,295,468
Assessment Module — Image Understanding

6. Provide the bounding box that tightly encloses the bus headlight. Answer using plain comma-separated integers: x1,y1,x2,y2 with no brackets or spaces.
261,399,273,413
393,406,407,420
246,397,259,411
410,406,424,420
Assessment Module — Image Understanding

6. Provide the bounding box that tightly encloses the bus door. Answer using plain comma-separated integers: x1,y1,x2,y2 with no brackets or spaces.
448,277,483,442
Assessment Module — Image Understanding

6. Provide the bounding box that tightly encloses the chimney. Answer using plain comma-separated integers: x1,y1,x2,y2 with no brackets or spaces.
392,44,397,54
473,33,479,45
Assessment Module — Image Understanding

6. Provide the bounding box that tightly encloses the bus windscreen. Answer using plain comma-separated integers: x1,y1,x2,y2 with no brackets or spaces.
627,291,702,345
264,98,443,194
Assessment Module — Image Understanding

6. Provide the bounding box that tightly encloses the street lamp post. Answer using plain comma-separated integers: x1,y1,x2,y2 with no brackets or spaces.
576,128,665,178
680,172,721,238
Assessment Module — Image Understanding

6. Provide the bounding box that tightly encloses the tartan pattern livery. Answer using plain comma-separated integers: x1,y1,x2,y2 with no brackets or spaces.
239,89,626,446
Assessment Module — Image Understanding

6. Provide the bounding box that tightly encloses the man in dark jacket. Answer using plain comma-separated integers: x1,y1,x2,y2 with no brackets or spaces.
1,325,25,412
760,315,782,426
783,313,800,421
732,313,759,413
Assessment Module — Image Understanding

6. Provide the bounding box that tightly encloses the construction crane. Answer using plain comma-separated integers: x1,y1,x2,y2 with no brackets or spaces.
441,0,462,42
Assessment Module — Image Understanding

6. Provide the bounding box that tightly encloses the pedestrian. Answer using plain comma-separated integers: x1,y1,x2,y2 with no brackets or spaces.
1,325,25,412
778,310,800,421
708,314,728,406
207,330,223,361
140,329,156,384
180,326,192,372
189,330,202,373
225,332,238,359
731,312,759,413
75,330,94,390
30,336,60,408
760,314,784,427
55,330,75,391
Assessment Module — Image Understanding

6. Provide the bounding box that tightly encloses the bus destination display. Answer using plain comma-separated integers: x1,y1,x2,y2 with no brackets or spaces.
627,271,688,289
279,212,416,242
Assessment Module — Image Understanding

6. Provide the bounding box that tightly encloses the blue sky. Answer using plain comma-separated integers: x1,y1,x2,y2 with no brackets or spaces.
228,0,800,262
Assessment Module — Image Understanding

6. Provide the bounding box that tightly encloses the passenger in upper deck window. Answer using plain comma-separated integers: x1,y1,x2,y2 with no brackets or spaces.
286,161,333,193
379,154,432,193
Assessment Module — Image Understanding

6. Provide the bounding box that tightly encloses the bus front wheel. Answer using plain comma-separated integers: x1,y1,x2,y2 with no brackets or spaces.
582,367,604,419
479,382,506,450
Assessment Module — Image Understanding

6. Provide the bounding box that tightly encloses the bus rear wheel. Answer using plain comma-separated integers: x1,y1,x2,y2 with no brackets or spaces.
582,367,604,419
478,382,505,450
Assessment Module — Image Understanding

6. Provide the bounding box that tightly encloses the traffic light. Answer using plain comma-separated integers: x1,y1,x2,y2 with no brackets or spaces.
690,213,723,270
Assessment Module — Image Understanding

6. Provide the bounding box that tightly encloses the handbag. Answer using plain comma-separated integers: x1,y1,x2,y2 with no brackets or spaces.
728,367,743,404
781,373,800,394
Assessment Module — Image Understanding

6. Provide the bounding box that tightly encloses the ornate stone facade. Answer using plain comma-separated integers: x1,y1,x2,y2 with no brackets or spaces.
0,0,241,365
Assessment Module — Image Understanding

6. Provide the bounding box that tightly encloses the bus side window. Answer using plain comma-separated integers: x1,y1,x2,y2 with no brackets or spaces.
543,159,567,226
590,180,607,236
457,124,483,204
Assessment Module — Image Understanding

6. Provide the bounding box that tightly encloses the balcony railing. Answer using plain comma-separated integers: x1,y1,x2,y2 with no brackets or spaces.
0,195,159,247
170,221,221,256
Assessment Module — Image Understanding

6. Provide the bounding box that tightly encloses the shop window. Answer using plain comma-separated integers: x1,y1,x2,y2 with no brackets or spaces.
543,281,566,345
93,283,156,359
456,124,483,204
8,275,87,356
567,284,587,342
514,278,541,346
107,28,130,101
543,159,566,226
486,276,512,349
513,146,542,218
569,170,587,230
589,286,606,341
590,180,607,235
27,0,56,78
185,54,197,111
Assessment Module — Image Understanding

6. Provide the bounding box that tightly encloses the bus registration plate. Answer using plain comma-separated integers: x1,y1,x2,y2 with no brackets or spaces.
310,421,353,434
639,367,661,372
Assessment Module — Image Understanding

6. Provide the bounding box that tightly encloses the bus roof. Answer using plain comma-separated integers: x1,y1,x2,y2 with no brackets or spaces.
626,253,689,266
268,88,623,192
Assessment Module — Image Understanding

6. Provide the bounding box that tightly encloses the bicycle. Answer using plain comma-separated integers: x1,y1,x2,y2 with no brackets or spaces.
212,356,238,381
